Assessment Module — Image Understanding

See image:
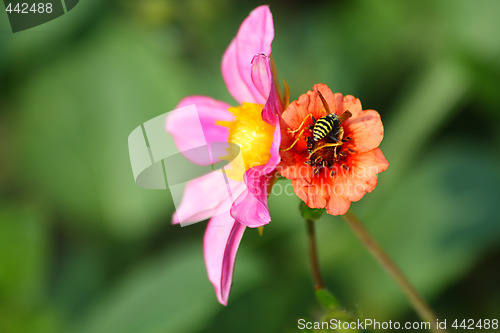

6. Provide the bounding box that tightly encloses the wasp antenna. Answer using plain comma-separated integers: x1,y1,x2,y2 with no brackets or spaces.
338,110,352,123
317,91,331,114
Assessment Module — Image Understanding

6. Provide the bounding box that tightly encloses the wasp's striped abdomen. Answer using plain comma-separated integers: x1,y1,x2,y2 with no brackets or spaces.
312,114,340,141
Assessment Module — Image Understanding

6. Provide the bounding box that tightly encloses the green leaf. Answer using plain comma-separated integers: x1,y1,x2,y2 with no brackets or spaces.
300,202,325,221
315,288,340,310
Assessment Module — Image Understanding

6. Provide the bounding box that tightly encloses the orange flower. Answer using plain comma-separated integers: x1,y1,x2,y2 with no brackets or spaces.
278,84,389,215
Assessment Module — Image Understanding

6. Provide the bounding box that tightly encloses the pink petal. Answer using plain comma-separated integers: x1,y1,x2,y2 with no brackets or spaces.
230,124,280,227
251,53,283,125
172,171,245,225
230,185,270,228
204,211,246,305
222,6,274,105
251,53,272,103
230,63,283,228
166,96,234,165
222,41,254,104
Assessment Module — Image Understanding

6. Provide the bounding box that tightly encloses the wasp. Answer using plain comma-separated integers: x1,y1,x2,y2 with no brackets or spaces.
312,113,342,142
282,91,352,157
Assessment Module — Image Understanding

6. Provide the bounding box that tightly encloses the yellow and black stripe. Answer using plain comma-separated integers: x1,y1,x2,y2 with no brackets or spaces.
313,114,339,141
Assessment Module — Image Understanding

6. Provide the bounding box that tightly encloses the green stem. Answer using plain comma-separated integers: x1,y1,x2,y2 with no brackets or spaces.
306,219,325,291
342,210,446,333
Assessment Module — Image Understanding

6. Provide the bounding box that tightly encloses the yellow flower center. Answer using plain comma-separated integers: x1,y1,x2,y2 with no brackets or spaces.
217,103,275,180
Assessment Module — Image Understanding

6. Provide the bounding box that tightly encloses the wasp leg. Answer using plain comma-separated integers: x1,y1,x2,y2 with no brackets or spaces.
288,114,313,134
328,133,340,143
327,126,344,143
281,126,309,152
308,142,343,157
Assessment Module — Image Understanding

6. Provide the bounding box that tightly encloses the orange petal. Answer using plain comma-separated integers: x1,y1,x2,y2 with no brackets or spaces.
312,84,342,116
336,94,363,118
326,194,351,216
344,110,384,153
281,95,310,131
278,154,311,180
292,175,329,209
333,148,389,202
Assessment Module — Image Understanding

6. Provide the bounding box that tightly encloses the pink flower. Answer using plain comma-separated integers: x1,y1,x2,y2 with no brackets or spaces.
165,6,282,305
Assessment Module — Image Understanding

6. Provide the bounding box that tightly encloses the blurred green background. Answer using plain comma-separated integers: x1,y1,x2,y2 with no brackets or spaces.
1,0,500,332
